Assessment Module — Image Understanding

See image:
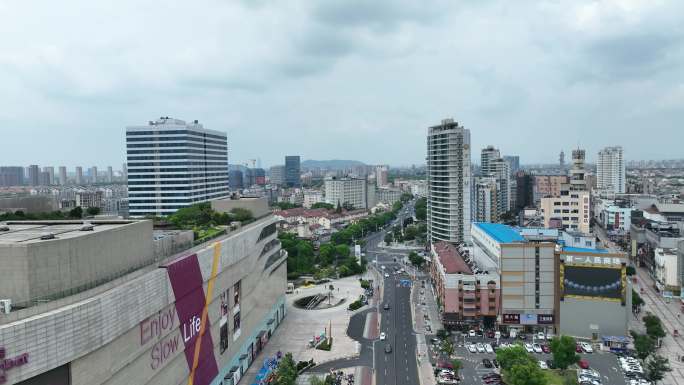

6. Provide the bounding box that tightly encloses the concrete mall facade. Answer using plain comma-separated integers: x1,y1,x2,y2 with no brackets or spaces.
0,216,286,385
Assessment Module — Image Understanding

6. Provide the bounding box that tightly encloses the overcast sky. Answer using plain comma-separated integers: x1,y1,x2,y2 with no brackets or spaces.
1,0,682,169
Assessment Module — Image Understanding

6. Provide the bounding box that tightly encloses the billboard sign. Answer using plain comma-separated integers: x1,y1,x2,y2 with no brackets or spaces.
560,261,626,303
502,314,520,324
520,313,537,325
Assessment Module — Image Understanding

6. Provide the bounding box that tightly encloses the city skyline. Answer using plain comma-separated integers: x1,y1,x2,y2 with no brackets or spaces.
1,1,683,167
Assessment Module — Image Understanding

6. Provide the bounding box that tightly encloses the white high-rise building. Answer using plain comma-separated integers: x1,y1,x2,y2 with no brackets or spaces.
75,166,83,185
480,145,500,176
427,118,471,244
375,165,389,187
90,166,98,184
106,166,114,183
324,176,367,209
474,177,498,222
126,117,229,217
58,166,67,185
491,158,511,214
597,146,625,194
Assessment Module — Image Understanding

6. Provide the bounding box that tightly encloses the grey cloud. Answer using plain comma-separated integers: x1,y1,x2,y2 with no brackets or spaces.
312,0,447,32
583,32,683,81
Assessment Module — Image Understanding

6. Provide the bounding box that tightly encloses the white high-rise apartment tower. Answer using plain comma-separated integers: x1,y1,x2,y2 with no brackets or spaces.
480,145,500,176
597,146,625,194
126,117,229,217
427,119,471,244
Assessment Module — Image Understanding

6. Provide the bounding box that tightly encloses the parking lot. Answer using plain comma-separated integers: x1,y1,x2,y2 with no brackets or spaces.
425,332,631,385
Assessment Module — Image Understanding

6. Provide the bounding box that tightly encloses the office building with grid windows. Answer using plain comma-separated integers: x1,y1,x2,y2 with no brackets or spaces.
126,117,229,217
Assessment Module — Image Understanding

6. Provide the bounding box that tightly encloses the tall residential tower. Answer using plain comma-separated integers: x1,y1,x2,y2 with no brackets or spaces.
427,119,471,244
597,146,625,194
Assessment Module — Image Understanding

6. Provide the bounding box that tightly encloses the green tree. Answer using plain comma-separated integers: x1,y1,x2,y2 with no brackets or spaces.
68,206,83,219
384,233,393,245
400,193,413,203
335,202,342,213
275,202,299,210
403,225,418,240
496,345,535,371
632,289,645,311
442,339,455,357
273,352,298,385
408,251,425,268
643,314,666,339
633,333,656,360
86,207,101,216
436,329,449,340
550,335,580,371
311,202,334,210
415,197,427,221
646,355,672,384
230,207,253,222
507,361,545,385
335,244,350,260
318,243,336,266
450,359,462,373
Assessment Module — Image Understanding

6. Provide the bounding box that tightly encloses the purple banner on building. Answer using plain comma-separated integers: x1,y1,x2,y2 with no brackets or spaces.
164,254,218,385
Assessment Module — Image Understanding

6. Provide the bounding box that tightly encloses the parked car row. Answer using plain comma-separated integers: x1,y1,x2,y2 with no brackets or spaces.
577,368,602,385
467,342,494,354
620,356,653,385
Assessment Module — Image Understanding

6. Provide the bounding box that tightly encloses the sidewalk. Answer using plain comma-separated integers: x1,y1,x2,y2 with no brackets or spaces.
633,267,684,385
410,276,438,385
241,276,365,385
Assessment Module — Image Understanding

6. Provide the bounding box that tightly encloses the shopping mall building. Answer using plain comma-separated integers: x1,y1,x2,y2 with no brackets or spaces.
0,198,287,385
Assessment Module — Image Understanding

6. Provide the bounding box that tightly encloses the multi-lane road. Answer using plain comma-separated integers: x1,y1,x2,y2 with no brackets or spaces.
313,199,423,385
374,266,419,385
365,199,422,385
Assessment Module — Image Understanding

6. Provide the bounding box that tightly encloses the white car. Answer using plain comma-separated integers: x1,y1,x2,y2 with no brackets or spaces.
524,343,534,353
476,343,485,353
467,344,477,353
580,342,593,353
533,343,543,354
381,265,386,270
538,360,548,370
485,344,494,354
537,332,546,340
379,332,386,340
384,273,389,278
468,330,476,337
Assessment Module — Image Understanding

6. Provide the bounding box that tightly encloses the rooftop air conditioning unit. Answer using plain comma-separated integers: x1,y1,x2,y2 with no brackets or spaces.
0,222,9,231
40,232,55,240
80,221,94,231
0,299,11,314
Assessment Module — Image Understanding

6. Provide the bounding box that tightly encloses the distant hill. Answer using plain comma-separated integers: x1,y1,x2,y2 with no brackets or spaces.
302,159,367,170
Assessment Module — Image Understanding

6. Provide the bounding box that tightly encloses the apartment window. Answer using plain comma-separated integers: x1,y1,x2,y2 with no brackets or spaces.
234,281,241,306
234,311,241,331
553,202,561,206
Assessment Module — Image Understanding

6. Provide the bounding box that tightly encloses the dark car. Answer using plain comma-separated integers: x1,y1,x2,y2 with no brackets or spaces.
482,374,501,380
492,359,499,368
542,344,551,353
482,358,493,368
383,303,390,310
546,360,555,369
385,344,392,354
486,330,495,338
